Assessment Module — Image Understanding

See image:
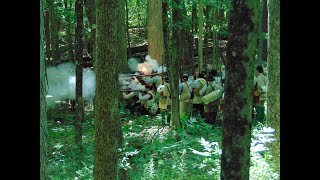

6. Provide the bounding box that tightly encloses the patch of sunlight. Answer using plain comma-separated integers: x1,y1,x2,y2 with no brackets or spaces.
54,143,63,149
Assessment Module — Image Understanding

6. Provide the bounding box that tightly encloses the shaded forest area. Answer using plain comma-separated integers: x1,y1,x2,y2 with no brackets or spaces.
40,0,279,179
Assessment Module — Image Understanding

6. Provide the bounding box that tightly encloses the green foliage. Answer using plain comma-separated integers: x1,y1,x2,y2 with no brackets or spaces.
47,94,278,180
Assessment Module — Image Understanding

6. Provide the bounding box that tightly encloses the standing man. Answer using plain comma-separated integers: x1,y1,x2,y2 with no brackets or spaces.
189,72,207,118
157,76,171,125
179,74,192,119
253,65,268,123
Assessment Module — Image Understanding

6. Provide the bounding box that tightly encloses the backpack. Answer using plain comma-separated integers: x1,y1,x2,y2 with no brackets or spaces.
253,82,260,103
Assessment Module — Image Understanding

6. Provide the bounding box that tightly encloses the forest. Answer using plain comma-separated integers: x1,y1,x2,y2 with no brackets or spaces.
40,0,280,179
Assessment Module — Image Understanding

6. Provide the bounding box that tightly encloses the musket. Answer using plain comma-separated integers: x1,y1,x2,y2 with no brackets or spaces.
119,73,160,77
119,89,144,92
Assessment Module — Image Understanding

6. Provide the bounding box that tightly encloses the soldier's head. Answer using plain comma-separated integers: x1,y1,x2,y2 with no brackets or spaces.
207,75,215,82
256,66,263,74
182,74,188,82
210,69,218,77
163,76,169,83
199,71,206,79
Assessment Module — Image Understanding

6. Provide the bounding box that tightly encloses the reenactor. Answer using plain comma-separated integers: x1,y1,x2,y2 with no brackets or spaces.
179,74,192,119
157,76,171,125
189,72,207,118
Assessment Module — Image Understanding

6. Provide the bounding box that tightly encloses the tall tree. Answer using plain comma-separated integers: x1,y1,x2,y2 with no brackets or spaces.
198,0,204,72
267,0,280,173
169,0,185,129
84,0,96,58
220,0,259,179
126,0,131,57
74,0,84,151
48,0,60,64
64,0,75,62
94,0,126,178
44,0,51,63
162,0,169,65
262,0,268,62
40,0,48,178
147,0,164,64
256,0,263,66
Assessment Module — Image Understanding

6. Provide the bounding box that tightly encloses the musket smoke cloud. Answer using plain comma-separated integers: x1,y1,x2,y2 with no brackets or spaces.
46,62,96,108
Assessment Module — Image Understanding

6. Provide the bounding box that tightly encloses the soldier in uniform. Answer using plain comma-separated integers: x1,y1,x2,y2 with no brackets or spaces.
157,76,171,125
179,74,192,119
189,72,207,118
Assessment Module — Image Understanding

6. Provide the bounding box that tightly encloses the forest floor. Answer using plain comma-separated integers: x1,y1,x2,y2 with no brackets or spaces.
47,103,279,180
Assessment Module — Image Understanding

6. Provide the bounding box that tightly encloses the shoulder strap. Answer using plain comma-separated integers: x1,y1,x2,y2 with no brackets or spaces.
205,82,214,95
185,82,192,93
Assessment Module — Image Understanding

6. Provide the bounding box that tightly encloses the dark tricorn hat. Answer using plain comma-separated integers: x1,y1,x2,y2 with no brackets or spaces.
182,74,188,80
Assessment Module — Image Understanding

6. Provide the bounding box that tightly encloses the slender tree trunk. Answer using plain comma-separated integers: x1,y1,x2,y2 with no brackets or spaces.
220,0,259,179
44,1,51,63
192,1,198,52
126,0,131,57
163,0,169,65
40,0,48,179
94,0,126,178
84,0,96,59
147,0,164,64
179,1,191,69
204,5,212,73
48,0,59,63
257,0,263,66
212,8,217,69
64,0,74,62
75,0,84,152
198,0,204,72
170,0,183,129
267,0,280,173
262,0,268,62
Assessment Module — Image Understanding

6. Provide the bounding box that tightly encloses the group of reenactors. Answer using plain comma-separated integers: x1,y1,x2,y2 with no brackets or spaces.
122,64,226,126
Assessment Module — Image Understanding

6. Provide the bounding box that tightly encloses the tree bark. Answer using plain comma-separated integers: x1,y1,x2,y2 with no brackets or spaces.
75,0,84,151
64,0,74,62
198,0,204,72
162,0,169,66
126,0,131,57
94,0,126,178
44,1,51,63
267,0,280,173
40,0,48,178
147,0,164,64
169,0,184,129
48,0,59,64
84,0,96,59
262,0,268,62
220,0,259,179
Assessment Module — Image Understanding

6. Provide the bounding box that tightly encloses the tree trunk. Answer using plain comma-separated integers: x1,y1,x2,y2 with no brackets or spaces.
94,0,125,178
75,0,84,152
257,0,263,66
162,0,169,66
147,0,164,64
169,0,186,129
84,0,96,59
192,1,198,55
220,0,259,179
64,0,74,62
40,0,48,179
198,0,204,72
48,0,59,64
262,0,268,62
267,0,280,173
204,4,212,73
44,1,51,63
212,8,217,69
126,0,131,57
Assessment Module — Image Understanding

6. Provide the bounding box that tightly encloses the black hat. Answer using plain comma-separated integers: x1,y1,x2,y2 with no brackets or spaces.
182,74,188,80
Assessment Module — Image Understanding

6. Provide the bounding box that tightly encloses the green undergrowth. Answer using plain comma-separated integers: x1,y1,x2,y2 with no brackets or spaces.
47,108,279,179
